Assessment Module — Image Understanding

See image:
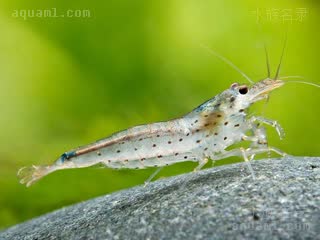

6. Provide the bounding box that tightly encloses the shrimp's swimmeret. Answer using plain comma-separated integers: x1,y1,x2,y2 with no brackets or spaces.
19,44,319,187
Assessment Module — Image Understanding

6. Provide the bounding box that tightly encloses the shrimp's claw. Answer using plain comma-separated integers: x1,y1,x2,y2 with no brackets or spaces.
17,165,52,187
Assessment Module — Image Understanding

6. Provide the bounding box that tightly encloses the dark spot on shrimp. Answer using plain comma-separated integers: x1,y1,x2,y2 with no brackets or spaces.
258,139,267,144
234,124,240,127
201,112,223,131
60,151,76,162
60,153,68,163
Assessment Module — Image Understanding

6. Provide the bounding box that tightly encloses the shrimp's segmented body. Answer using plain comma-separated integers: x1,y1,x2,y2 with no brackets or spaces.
18,77,289,187
61,107,246,170
69,119,199,169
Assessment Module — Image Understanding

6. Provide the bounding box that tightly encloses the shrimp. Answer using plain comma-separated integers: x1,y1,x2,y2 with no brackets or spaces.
18,41,319,187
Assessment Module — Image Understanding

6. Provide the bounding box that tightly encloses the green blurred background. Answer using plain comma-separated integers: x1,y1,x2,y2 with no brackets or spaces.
0,0,319,229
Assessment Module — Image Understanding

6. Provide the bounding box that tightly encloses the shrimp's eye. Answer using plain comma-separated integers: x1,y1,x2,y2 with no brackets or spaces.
239,86,248,95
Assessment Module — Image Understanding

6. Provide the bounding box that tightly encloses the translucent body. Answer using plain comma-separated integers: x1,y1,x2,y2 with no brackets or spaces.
69,112,248,169
18,79,287,187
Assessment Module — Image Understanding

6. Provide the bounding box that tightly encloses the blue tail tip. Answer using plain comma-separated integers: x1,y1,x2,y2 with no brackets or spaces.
60,151,76,162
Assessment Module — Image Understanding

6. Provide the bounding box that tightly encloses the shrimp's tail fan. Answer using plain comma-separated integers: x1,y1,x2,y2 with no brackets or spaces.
17,165,54,187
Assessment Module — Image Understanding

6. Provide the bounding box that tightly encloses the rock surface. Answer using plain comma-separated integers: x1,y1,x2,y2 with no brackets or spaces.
1,156,320,240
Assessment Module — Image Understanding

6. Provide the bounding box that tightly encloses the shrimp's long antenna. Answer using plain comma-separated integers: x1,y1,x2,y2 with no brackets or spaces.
274,32,288,80
280,76,320,88
281,80,320,88
200,44,254,84
281,75,305,80
264,44,271,78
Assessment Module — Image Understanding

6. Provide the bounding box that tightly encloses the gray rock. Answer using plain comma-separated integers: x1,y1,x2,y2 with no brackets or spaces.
1,156,320,240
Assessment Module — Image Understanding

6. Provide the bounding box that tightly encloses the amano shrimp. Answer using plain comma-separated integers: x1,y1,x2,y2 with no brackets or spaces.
17,45,319,187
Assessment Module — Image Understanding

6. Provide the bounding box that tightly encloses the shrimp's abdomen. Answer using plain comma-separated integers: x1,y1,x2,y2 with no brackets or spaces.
70,119,204,169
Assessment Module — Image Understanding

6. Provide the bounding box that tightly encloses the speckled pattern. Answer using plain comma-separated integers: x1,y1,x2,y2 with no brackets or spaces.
2,156,320,240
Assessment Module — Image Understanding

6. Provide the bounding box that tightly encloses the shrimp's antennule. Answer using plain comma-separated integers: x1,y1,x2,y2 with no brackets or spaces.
200,44,254,84
17,165,54,187
264,44,271,78
274,33,288,80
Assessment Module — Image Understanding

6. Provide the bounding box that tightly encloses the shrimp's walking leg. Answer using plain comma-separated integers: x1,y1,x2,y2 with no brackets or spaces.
144,167,164,187
211,148,255,178
211,146,287,179
241,148,256,179
242,127,268,160
243,129,287,157
249,116,285,139
193,158,209,172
